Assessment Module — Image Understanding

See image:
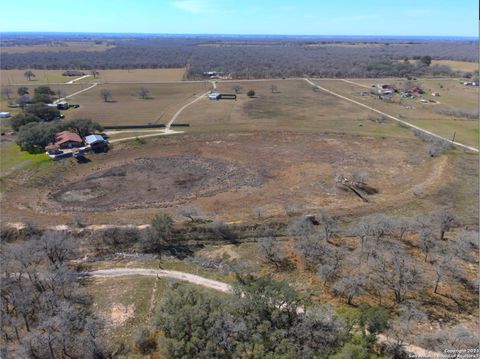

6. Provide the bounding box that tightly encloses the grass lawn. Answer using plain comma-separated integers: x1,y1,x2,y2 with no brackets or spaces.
0,142,51,177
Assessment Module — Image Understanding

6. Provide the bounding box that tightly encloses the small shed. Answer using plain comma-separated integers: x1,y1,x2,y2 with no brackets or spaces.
208,93,221,100
0,112,11,118
57,101,69,110
85,134,108,152
85,134,106,146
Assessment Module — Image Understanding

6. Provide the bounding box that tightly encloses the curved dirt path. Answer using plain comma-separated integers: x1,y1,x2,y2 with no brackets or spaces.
86,267,442,357
54,82,98,103
86,268,231,293
304,78,479,153
166,81,216,131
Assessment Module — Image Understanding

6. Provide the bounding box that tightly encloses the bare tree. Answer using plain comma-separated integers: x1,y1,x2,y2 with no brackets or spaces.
24,70,36,81
318,209,337,242
418,229,436,262
99,88,112,102
1,86,12,99
138,87,152,99
391,217,414,242
419,325,479,353
288,215,317,240
372,244,422,303
270,84,278,93
316,245,345,286
332,272,365,305
177,207,200,222
434,208,459,240
258,237,289,270
91,70,100,79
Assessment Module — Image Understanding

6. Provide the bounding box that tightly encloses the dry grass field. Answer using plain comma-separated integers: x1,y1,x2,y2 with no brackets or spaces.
177,79,411,139
0,70,79,85
311,79,479,147
0,68,186,86
0,41,114,54
3,129,477,226
70,82,208,125
431,60,478,72
94,68,186,82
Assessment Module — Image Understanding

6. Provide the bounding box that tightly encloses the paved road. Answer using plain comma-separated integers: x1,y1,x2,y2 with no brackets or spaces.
304,78,479,153
86,267,442,357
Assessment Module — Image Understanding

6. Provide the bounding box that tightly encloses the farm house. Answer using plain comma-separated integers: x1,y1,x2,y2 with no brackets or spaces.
46,131,83,150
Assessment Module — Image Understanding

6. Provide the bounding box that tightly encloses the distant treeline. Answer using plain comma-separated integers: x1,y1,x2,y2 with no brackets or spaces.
1,35,478,79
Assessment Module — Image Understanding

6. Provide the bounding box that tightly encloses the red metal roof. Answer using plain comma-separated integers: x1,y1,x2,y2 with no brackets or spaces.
48,131,82,148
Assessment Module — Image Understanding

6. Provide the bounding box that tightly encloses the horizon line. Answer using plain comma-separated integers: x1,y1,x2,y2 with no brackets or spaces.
0,31,477,40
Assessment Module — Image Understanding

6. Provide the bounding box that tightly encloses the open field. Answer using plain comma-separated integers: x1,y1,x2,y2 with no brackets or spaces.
70,82,208,125
431,60,478,72
1,69,89,85
311,79,479,147
0,68,186,86
1,41,114,54
2,129,477,226
85,275,164,355
94,68,186,82
177,79,413,138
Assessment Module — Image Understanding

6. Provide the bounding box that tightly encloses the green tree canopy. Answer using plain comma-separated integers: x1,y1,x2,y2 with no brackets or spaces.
10,113,42,132
25,103,60,121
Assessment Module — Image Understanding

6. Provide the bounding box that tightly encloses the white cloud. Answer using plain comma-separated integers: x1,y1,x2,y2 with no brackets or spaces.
173,0,207,13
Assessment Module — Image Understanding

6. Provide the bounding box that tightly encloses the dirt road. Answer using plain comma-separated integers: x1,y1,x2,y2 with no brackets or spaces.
54,82,98,103
304,78,479,153
86,267,443,357
66,74,91,84
166,81,216,130
108,129,184,144
86,268,232,293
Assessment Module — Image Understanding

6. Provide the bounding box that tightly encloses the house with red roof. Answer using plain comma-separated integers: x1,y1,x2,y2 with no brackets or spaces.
46,131,83,150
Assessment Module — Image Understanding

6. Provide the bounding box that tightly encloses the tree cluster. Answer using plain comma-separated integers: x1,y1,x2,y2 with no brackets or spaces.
0,232,104,358
153,276,388,358
16,118,103,152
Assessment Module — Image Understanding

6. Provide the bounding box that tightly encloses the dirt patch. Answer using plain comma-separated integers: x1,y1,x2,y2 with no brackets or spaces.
51,155,264,211
109,303,135,326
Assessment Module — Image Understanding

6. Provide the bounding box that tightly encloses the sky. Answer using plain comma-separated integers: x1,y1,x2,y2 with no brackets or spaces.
0,0,477,37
